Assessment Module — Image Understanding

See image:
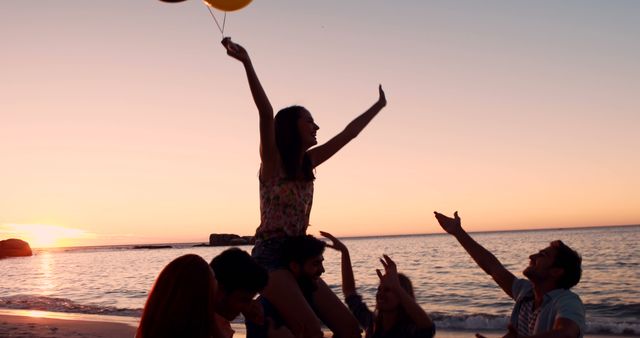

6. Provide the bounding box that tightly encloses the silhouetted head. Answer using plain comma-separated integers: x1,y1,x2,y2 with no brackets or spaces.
376,273,414,312
523,240,582,289
274,106,319,181
281,235,326,282
137,254,216,338
372,272,415,335
210,248,268,320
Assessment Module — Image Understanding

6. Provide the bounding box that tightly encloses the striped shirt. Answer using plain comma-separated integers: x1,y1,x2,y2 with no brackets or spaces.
510,279,586,338
516,297,541,336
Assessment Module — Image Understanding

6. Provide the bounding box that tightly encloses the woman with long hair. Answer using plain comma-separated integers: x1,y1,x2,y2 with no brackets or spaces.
222,37,386,338
136,254,220,338
321,232,435,338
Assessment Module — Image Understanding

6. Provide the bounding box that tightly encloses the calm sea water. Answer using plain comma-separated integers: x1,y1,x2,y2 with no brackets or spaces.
1,226,638,335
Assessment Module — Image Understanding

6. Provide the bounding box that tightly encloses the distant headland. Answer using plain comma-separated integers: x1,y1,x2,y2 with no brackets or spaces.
207,233,255,246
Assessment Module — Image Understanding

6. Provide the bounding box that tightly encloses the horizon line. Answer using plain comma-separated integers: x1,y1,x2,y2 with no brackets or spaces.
30,223,640,251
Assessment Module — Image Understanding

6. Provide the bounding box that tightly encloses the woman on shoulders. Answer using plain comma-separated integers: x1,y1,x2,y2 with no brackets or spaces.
223,37,386,338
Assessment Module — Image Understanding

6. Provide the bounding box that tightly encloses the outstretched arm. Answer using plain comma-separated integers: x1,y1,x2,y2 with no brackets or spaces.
308,85,387,168
434,211,516,297
377,255,434,330
222,38,278,178
320,231,356,298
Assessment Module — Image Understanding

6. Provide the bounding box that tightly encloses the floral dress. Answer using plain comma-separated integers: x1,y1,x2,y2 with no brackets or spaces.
251,176,314,270
255,177,314,240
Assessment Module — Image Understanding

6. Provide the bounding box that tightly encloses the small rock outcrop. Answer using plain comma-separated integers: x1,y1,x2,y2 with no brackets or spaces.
0,239,33,259
209,234,255,246
132,245,172,250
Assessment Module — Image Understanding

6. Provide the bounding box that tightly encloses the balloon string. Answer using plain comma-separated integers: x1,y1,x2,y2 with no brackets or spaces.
206,6,224,36
222,12,227,35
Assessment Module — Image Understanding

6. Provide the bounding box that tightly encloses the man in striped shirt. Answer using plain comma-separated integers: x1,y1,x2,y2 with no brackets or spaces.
434,211,585,338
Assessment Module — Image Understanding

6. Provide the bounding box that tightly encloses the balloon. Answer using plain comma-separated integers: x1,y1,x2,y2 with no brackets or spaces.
203,0,252,12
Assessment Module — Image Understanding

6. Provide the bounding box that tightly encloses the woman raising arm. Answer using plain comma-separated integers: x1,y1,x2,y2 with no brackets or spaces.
223,37,386,338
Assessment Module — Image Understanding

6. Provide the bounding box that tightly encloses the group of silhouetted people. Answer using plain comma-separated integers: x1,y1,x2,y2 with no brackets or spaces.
137,213,584,338
135,39,586,338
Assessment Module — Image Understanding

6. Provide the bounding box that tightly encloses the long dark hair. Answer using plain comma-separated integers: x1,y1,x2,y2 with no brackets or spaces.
274,105,315,181
137,254,216,338
370,273,415,337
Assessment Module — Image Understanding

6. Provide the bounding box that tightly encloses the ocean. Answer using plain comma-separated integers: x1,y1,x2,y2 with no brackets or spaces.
1,226,638,335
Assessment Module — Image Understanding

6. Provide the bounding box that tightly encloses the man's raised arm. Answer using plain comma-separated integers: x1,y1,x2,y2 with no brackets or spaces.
434,211,516,298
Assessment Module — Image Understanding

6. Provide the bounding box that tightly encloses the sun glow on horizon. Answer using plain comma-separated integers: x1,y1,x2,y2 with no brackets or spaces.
0,224,91,248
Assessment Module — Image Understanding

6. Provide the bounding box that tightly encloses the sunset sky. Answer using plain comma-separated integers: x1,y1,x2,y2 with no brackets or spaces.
2,1,639,247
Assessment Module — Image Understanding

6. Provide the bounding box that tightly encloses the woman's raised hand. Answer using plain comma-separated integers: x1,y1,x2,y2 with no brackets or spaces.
319,231,348,253
221,37,250,64
376,254,402,291
377,84,387,107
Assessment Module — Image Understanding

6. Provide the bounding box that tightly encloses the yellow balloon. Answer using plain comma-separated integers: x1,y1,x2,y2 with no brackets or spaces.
203,0,252,12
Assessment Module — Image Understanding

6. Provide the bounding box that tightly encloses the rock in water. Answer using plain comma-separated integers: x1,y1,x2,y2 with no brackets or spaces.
209,233,253,246
0,239,33,258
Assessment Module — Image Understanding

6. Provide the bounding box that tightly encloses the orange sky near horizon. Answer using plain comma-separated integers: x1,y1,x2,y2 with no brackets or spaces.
1,1,639,247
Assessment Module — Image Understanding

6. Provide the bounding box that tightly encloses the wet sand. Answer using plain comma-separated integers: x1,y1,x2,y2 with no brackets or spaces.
0,313,136,338
0,309,630,338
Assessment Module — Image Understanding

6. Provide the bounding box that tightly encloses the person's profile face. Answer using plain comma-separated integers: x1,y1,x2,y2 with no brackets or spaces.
219,289,256,321
301,255,325,281
297,109,319,149
523,245,559,281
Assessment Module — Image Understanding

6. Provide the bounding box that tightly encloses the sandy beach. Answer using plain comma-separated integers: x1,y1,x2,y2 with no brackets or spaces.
0,312,136,338
0,309,489,338
0,312,258,338
0,309,629,338
0,311,469,338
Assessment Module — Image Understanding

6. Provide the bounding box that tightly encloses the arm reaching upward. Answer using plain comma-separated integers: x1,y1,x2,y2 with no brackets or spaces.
308,85,387,168
320,231,356,298
434,211,516,298
222,38,279,178
377,255,434,330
